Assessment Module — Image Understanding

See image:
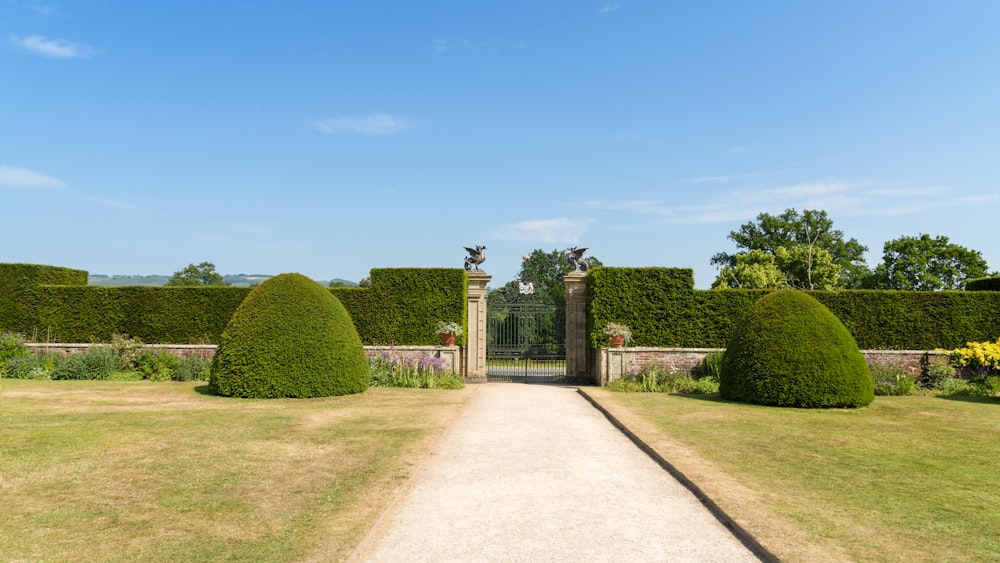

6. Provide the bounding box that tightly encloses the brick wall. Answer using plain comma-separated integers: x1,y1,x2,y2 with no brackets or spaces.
596,347,949,386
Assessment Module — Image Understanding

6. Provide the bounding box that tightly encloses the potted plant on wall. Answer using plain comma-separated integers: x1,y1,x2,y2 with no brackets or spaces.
602,322,632,348
436,321,463,346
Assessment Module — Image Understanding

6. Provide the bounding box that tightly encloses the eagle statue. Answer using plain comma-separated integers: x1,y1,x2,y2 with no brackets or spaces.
464,245,487,271
567,246,589,272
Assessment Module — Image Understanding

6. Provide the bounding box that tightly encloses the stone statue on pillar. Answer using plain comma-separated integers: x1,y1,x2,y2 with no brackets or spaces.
567,246,589,272
464,245,487,271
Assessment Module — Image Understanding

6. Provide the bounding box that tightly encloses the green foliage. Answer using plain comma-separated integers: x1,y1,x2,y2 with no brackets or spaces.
33,285,251,343
4,355,51,379
587,267,696,347
110,333,144,370
966,276,1000,291
333,268,466,346
136,349,180,382
0,331,30,365
173,356,211,381
210,273,370,398
713,246,841,290
699,351,725,379
774,245,841,290
720,291,874,408
166,262,230,286
52,348,118,380
588,268,1000,350
866,234,989,290
923,363,956,390
944,376,1000,397
712,209,869,288
2,263,464,347
712,249,789,289
606,363,719,394
0,264,87,335
490,248,605,304
368,351,464,389
870,363,920,396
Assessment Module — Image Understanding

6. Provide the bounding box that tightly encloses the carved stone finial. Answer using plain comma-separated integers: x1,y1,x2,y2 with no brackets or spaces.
567,246,589,272
464,245,487,271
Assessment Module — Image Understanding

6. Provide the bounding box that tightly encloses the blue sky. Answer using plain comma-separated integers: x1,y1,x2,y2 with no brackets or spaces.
2,1,998,289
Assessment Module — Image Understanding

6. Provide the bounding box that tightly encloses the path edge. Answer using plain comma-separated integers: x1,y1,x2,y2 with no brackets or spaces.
344,385,482,563
577,387,780,563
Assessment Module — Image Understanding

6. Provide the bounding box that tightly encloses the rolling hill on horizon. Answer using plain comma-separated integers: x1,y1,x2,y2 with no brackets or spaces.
88,274,358,288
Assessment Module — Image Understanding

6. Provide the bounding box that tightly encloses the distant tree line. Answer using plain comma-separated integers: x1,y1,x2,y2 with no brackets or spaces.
711,208,992,291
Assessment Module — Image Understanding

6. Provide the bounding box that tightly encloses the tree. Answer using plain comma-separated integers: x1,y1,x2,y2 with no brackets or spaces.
166,262,229,286
865,234,989,290
712,249,788,289
488,248,603,304
712,209,869,288
712,246,841,290
774,245,841,290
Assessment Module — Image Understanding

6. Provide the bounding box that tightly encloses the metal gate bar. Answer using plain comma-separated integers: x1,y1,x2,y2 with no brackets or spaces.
486,301,566,383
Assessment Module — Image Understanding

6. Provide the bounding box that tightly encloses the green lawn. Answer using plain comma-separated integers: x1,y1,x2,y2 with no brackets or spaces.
584,389,1000,562
0,380,472,562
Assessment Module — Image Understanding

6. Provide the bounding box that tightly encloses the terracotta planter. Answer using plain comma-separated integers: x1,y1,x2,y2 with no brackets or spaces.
440,333,457,347
609,335,625,348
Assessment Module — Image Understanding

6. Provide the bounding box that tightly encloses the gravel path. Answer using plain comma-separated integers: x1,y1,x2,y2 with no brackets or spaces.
352,383,761,562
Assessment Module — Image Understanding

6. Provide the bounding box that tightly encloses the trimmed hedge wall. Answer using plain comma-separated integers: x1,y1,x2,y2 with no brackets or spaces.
0,264,88,338
967,276,1000,291
333,268,468,346
588,267,1000,350
0,264,466,345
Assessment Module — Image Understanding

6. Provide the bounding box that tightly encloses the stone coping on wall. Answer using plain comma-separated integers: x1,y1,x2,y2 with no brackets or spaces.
596,347,949,387
26,343,464,374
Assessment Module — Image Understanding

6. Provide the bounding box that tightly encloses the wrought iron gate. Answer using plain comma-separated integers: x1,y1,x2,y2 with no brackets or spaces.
486,301,566,383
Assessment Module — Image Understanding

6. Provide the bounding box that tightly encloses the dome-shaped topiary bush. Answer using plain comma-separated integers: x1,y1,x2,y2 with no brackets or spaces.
720,290,873,408
209,273,369,398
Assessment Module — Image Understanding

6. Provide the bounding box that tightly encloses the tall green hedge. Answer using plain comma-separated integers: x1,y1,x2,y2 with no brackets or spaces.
587,267,1000,350
0,264,466,345
0,264,88,339
332,268,468,346
967,276,1000,291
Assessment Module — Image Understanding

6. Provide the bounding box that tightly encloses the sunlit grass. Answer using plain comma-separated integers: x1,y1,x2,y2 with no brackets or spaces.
584,389,1000,562
0,380,472,562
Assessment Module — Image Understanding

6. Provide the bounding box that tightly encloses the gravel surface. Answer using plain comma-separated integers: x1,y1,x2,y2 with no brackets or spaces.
352,383,761,562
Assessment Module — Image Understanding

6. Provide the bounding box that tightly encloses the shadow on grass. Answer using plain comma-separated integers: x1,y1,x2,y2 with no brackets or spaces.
193,384,214,396
668,392,730,403
934,394,1000,405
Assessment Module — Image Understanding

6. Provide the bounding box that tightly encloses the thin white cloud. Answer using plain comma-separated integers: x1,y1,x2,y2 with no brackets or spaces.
226,222,272,235
0,164,66,189
11,34,98,59
598,3,621,14
682,171,772,184
28,4,56,16
432,36,523,55
312,114,411,135
83,196,143,212
433,37,471,54
492,217,591,244
579,179,990,225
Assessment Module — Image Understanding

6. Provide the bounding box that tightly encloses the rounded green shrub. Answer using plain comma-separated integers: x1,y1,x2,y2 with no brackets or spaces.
720,290,874,408
209,273,369,398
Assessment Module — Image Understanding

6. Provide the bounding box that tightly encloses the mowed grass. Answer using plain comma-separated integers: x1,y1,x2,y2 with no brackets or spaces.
0,380,473,562
584,389,1000,562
